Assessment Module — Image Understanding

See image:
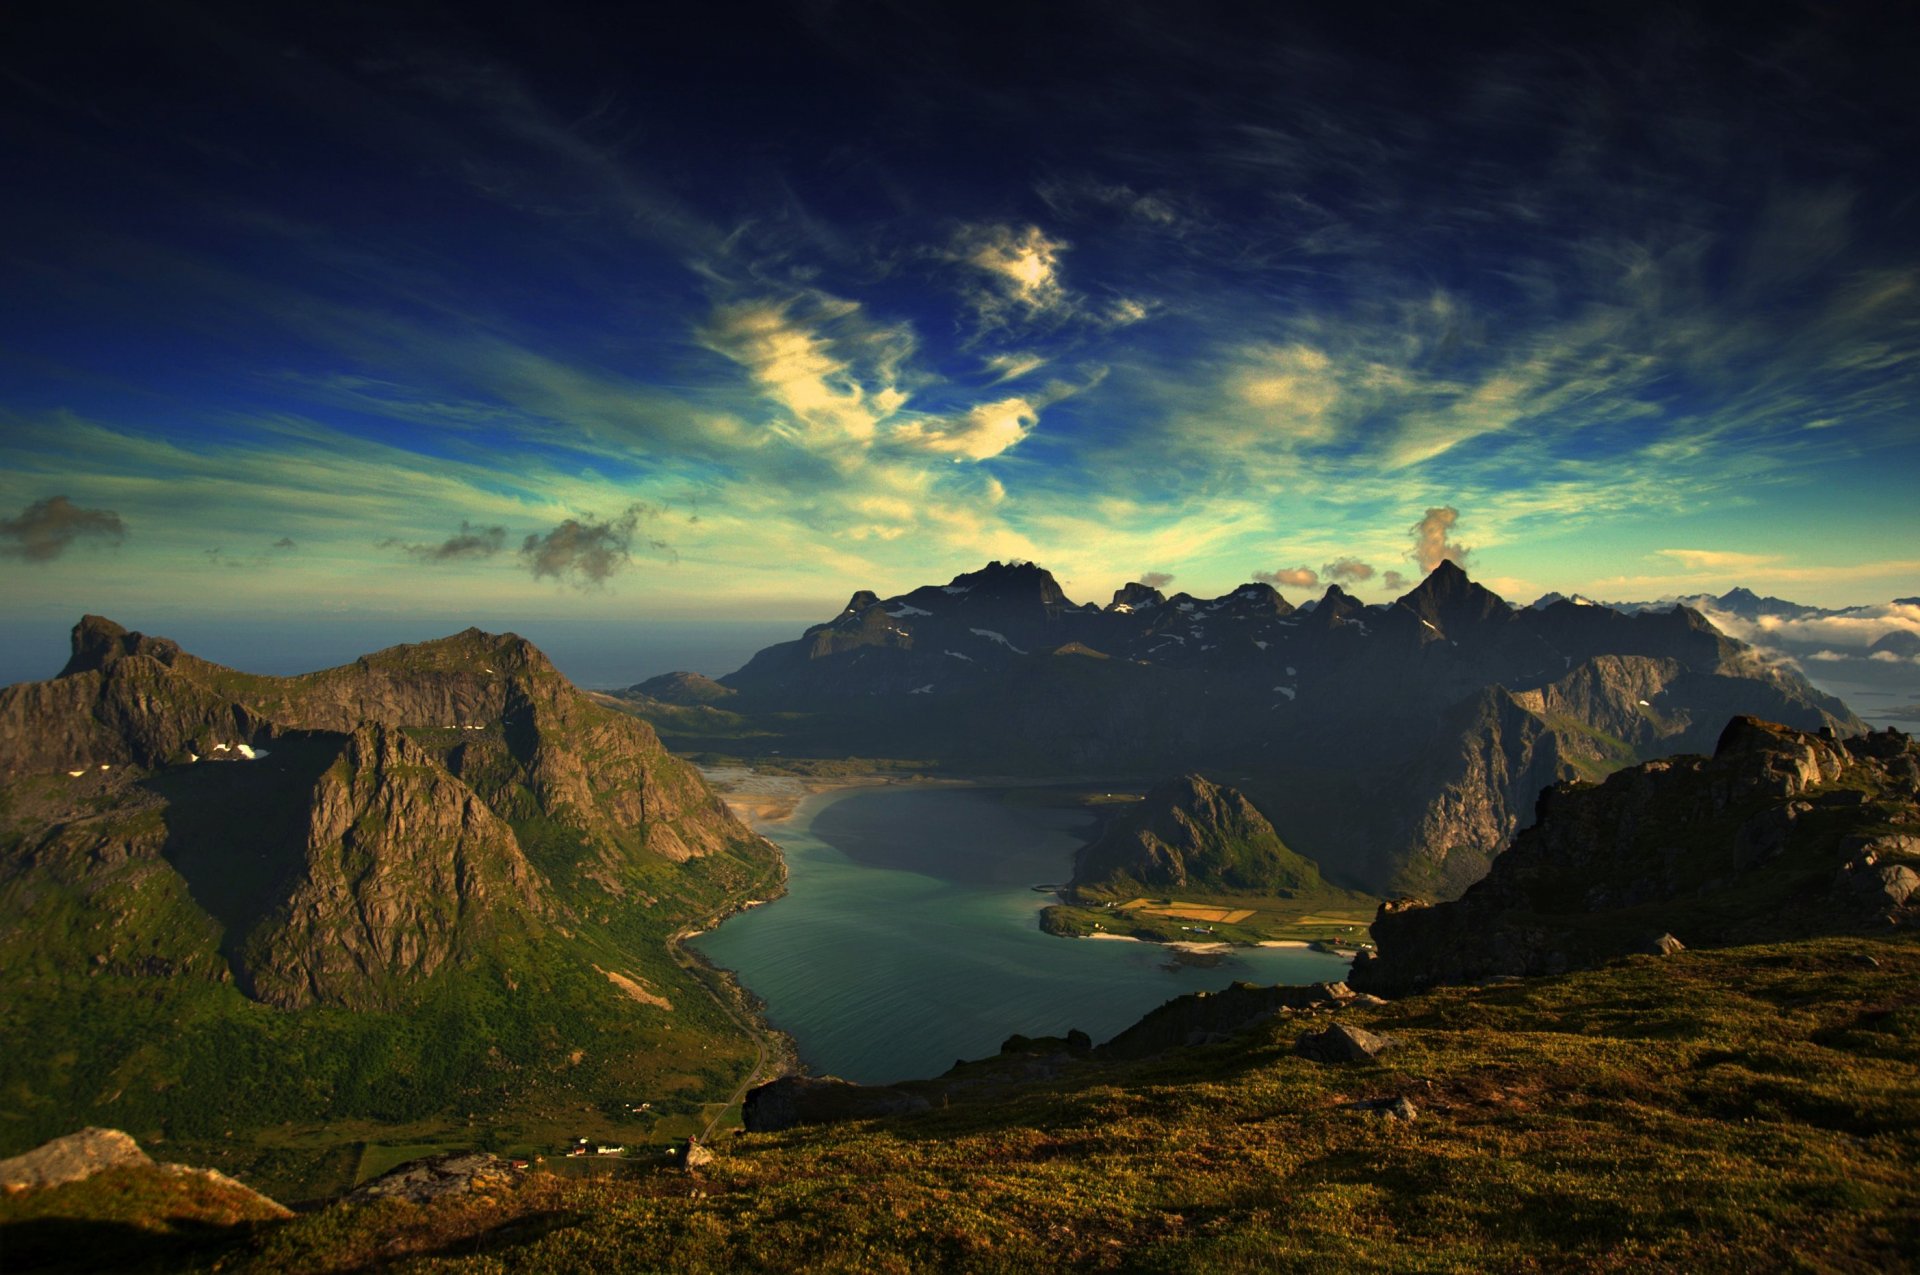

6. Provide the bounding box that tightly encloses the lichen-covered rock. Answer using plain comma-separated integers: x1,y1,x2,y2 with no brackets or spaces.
0,1128,293,1218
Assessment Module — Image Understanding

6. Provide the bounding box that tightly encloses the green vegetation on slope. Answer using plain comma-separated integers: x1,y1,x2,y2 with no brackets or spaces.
6,934,1915,1271
0,778,783,1202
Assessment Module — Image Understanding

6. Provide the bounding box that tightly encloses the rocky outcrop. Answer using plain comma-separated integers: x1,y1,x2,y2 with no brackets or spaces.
1350,718,1920,996
741,979,1387,1134
1070,774,1325,894
0,1127,291,1217
1098,980,1363,1059
1296,1022,1398,1063
0,1127,151,1189
742,1075,932,1132
347,1152,517,1203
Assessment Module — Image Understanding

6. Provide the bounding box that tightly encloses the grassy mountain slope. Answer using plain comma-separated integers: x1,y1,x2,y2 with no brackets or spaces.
6,935,1915,1271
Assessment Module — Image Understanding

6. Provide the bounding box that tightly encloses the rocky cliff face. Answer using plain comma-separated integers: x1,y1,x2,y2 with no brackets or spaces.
1070,774,1325,894
240,725,546,1010
1349,717,1920,996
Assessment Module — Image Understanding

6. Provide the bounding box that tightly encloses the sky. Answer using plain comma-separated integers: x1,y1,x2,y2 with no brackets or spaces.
3,0,1919,682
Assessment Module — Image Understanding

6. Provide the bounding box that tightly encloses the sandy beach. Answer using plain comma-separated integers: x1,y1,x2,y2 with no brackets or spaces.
699,766,895,829
1082,934,1234,954
1084,934,1312,953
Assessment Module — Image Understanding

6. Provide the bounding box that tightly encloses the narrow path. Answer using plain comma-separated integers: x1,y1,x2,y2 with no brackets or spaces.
664,855,788,1144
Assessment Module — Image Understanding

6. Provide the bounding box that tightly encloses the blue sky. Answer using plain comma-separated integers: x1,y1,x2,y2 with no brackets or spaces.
3,0,1919,673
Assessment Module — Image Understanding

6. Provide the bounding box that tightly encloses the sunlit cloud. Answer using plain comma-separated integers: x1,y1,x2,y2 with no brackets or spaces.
889,397,1038,462
1656,548,1781,572
1254,566,1319,588
1410,506,1471,573
1322,557,1375,584
696,296,911,446
956,223,1068,322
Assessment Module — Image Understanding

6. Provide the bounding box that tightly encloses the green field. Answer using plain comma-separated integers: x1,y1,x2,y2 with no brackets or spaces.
1042,885,1380,947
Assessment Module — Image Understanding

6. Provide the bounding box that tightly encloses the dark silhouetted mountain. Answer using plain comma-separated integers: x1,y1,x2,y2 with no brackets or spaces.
1870,631,1920,658
656,561,1861,895
1351,717,1920,995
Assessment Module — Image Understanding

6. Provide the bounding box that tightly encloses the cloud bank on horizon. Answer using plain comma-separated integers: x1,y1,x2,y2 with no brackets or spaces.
1,0,1917,626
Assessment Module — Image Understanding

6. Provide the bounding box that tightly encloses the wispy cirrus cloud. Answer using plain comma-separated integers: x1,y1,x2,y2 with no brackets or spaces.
695,295,912,448
379,520,507,563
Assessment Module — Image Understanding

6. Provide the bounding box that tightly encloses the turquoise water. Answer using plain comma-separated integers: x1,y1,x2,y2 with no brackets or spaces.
690,784,1353,1084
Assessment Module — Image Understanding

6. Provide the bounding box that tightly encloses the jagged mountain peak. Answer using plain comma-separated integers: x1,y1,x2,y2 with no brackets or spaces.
1109,582,1167,613
1211,582,1293,615
1398,560,1510,630
59,614,186,678
1352,716,1918,996
945,560,1070,605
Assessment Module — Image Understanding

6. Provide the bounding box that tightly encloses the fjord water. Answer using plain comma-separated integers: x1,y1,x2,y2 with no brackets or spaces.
691,785,1353,1084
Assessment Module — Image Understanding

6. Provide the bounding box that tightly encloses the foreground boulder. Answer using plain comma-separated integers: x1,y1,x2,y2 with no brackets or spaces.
0,1127,150,1190
1296,1023,1399,1063
0,1127,291,1219
1352,718,1920,995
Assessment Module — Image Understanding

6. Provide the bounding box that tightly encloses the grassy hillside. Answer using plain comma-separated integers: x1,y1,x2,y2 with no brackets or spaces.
7,933,1915,1270
0,816,782,1202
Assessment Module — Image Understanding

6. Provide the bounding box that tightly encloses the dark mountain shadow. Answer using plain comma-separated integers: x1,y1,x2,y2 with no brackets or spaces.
0,1216,262,1273
140,731,343,964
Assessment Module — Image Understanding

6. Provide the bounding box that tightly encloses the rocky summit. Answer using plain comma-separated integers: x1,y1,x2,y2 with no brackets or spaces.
1350,717,1920,995
629,559,1858,896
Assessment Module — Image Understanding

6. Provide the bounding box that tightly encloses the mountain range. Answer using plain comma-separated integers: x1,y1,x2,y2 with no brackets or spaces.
622,560,1859,896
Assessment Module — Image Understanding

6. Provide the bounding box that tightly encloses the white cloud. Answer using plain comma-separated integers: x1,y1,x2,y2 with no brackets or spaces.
959,224,1068,318
890,397,1038,461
